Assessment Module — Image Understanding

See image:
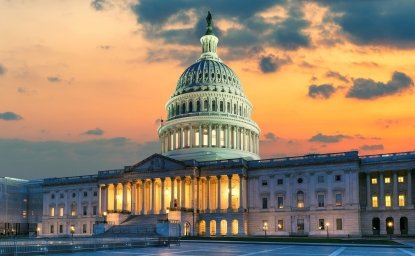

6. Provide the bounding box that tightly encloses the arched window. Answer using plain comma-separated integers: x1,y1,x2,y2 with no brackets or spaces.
372,217,380,235
227,102,231,113
196,100,201,112
189,101,193,112
70,202,77,216
182,103,186,114
234,104,237,114
297,191,304,208
212,100,217,111
232,220,238,235
220,101,224,112
220,220,227,236
199,220,206,236
176,104,180,115
210,220,216,236
204,100,209,111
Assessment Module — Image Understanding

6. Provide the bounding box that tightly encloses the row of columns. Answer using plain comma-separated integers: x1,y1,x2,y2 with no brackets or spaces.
99,174,247,216
161,124,259,154
366,170,412,209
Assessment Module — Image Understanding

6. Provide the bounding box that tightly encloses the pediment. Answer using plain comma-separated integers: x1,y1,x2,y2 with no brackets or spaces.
128,154,187,172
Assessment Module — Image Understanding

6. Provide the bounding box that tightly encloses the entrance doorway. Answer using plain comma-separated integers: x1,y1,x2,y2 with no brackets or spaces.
184,222,191,236
400,217,408,235
372,217,380,235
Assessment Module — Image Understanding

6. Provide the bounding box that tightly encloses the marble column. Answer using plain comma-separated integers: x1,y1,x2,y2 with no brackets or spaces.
217,176,221,211
151,179,156,214
161,178,165,213
114,183,118,212
393,172,398,208
122,183,128,212
407,171,412,207
177,177,182,208
379,172,385,209
131,182,136,214
181,177,186,208
171,177,176,209
98,185,102,215
199,126,203,147
141,180,145,215
205,177,209,212
366,173,371,208
227,175,232,212
190,126,194,148
208,124,212,147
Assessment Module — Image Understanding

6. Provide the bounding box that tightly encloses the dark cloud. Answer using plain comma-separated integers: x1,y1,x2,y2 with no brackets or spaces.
47,76,61,83
0,112,23,121
346,71,413,99
318,0,415,47
0,138,160,179
264,132,278,141
326,70,349,83
130,1,313,61
82,128,104,136
259,54,291,73
0,64,5,76
308,84,336,99
91,0,106,11
308,133,350,143
360,144,384,151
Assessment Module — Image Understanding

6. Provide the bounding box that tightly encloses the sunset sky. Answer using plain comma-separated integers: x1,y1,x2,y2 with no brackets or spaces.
1,0,414,179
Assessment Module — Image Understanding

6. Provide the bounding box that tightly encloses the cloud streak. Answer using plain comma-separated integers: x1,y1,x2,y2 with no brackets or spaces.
309,133,350,143
82,128,104,136
308,84,336,99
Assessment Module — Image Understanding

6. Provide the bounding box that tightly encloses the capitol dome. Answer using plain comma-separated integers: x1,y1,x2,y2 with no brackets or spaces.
158,12,260,161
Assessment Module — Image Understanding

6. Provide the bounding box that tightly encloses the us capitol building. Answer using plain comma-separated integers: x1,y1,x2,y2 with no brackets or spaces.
1,13,415,238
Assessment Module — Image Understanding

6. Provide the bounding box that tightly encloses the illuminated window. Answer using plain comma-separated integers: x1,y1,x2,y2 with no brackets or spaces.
297,191,304,208
202,128,208,146
219,128,225,147
211,129,216,146
335,193,343,206
372,196,378,208
399,194,405,207
318,219,325,230
385,177,391,184
371,178,377,184
398,176,404,183
50,207,55,217
194,130,200,146
385,195,391,207
59,207,64,217
277,219,284,231
277,196,284,209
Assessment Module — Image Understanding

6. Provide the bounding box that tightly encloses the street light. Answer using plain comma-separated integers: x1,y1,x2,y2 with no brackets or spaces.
325,223,329,238
387,221,393,239
262,222,268,237
166,209,170,222
36,227,40,237
70,225,75,242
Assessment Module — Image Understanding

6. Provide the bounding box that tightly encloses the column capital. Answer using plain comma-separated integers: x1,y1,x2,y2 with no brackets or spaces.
227,174,233,179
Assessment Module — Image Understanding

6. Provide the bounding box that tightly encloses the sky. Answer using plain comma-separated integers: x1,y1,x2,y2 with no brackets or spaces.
1,0,414,179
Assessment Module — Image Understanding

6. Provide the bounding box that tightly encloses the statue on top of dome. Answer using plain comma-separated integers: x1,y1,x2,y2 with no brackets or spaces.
205,11,214,35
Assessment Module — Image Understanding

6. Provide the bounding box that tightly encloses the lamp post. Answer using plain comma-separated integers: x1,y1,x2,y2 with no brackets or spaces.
103,211,107,224
326,223,329,238
166,209,169,222
36,227,40,237
262,222,268,237
70,225,75,243
387,221,393,240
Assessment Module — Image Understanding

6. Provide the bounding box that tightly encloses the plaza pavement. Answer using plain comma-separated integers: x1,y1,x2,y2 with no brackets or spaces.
53,241,415,256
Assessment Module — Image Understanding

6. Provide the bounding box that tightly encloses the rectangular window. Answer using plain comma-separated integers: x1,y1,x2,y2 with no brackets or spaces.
335,193,342,206
297,219,304,231
399,194,405,207
262,180,268,186
398,176,404,183
83,206,87,216
317,176,324,183
50,207,55,217
93,206,97,215
318,194,325,207
385,195,391,207
277,196,284,209
277,220,284,231
211,129,217,146
202,128,208,146
262,198,268,209
59,225,63,233
82,224,87,234
60,193,64,199
277,179,283,185
385,177,391,184
220,129,225,147
194,130,199,146
336,219,343,230
318,219,325,230
93,191,98,197
50,225,54,234
371,178,378,184
335,175,342,182
59,207,64,217
372,196,378,208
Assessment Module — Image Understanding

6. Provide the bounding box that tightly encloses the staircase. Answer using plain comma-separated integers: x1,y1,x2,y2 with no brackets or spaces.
100,214,168,238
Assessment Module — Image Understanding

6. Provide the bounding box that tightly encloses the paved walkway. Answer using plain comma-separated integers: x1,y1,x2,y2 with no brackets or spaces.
53,241,415,256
